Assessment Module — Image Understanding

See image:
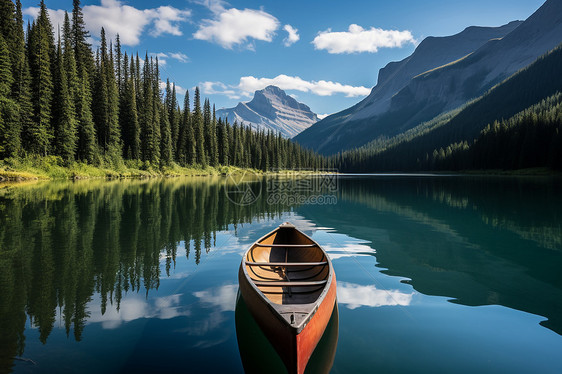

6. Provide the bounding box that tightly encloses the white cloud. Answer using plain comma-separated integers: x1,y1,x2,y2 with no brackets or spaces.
169,52,189,63
193,284,238,312
23,7,66,35
193,7,280,49
174,84,187,95
150,5,190,37
200,81,240,99
283,24,299,47
200,75,370,99
86,293,189,329
337,282,414,309
152,52,190,66
317,113,330,120
237,75,371,97
313,24,415,54
26,0,191,46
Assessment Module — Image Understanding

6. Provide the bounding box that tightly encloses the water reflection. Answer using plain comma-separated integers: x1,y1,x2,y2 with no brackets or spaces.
337,282,413,309
301,175,562,335
1,175,561,373
0,177,293,373
235,294,339,374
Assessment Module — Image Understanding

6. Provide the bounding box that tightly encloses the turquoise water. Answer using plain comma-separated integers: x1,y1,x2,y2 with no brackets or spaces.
0,175,561,373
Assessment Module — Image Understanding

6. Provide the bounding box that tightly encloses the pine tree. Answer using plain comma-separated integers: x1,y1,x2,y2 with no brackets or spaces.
27,2,55,156
93,28,121,160
0,0,17,73
160,103,173,166
120,52,140,160
71,0,94,84
12,1,32,148
203,98,212,163
0,33,21,157
93,45,108,151
166,81,180,158
150,57,162,163
114,34,122,94
179,90,195,165
193,87,206,166
140,54,157,163
53,34,77,162
210,104,219,166
106,39,121,160
75,67,96,163
62,13,78,107
217,117,229,165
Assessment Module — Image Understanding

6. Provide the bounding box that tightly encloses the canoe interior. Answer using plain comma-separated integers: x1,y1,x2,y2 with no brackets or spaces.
245,226,329,306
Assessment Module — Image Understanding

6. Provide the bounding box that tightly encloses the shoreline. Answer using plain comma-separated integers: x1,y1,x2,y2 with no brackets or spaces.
2,159,560,184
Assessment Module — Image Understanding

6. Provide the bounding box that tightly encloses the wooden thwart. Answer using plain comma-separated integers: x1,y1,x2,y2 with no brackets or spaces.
246,261,328,267
255,243,318,248
253,280,327,287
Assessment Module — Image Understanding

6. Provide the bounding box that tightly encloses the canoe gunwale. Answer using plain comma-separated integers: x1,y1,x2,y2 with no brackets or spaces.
240,223,335,334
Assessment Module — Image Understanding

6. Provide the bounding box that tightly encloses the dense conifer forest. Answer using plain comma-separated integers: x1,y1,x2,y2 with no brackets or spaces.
0,0,328,173
332,44,562,173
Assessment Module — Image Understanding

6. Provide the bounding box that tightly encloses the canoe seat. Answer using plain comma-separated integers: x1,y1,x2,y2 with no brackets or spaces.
253,280,327,287
246,261,328,267
255,243,317,248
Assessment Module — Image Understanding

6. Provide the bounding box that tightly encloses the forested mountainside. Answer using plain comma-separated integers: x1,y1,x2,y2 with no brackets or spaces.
296,0,562,156
334,44,562,172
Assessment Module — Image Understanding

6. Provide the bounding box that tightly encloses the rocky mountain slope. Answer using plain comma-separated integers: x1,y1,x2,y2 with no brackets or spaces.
216,86,318,138
295,0,562,154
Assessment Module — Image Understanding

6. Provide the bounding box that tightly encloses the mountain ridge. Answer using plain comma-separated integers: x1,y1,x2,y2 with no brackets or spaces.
216,86,318,138
295,0,562,155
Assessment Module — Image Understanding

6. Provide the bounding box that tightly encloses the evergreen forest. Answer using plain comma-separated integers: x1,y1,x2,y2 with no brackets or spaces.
0,0,328,173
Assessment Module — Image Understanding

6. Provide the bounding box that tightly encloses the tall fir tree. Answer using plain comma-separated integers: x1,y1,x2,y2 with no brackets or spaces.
193,87,206,166
217,117,229,165
120,52,140,160
140,54,157,163
13,0,32,141
93,45,108,151
151,57,162,163
105,39,121,159
114,34,122,94
180,90,195,165
27,2,55,156
210,104,219,166
203,98,211,163
62,13,78,108
0,33,21,157
52,34,77,162
160,102,173,166
165,80,180,158
93,28,121,160
0,0,17,73
71,0,94,85
75,67,96,163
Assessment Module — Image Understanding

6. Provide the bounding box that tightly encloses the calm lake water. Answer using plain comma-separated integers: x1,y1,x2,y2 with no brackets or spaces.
1,175,561,373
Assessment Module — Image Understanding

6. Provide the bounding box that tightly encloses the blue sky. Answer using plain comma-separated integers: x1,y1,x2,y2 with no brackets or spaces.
23,0,545,116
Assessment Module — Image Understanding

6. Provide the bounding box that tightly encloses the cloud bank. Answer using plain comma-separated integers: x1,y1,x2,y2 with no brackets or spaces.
193,7,280,49
24,0,191,46
313,24,415,54
200,74,370,99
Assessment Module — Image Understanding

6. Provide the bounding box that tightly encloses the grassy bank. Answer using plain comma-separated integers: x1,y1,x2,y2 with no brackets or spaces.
0,156,257,181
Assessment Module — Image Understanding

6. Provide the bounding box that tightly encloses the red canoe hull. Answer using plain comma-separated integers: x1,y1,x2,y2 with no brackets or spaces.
239,265,337,374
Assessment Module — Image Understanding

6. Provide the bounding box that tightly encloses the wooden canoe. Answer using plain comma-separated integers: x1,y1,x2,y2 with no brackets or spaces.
238,222,337,374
